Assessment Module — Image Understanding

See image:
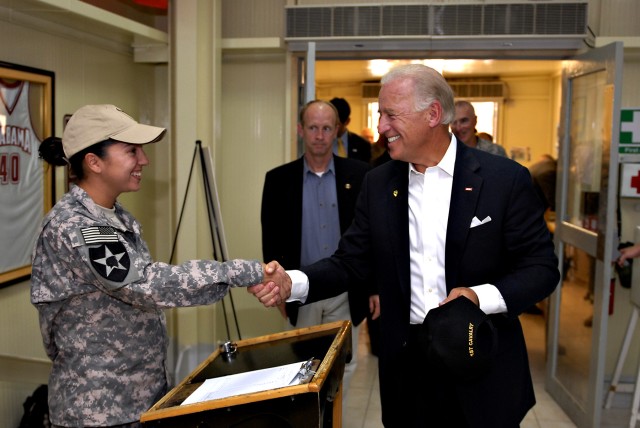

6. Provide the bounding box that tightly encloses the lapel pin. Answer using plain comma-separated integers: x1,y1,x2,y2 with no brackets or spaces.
464,187,473,192
345,183,352,189
393,190,398,197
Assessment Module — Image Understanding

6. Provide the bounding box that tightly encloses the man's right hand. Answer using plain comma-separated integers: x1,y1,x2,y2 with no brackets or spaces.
247,261,292,308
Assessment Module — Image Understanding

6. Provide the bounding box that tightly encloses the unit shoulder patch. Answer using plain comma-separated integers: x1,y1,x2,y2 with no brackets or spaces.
80,226,130,283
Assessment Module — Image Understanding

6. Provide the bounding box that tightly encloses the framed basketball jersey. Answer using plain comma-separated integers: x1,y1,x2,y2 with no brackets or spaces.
0,62,54,286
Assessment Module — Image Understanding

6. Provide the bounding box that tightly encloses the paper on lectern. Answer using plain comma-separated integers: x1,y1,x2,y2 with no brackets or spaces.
181,361,306,405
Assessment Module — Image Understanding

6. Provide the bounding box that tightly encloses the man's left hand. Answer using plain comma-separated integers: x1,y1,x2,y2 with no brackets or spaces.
440,287,479,306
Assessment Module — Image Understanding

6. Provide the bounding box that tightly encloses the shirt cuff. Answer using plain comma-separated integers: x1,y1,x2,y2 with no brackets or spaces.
471,283,507,314
286,270,309,304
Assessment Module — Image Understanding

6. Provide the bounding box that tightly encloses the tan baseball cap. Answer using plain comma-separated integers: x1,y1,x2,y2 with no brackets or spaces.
62,104,166,159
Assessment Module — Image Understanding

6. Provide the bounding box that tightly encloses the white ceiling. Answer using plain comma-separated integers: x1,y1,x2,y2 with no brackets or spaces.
0,0,167,47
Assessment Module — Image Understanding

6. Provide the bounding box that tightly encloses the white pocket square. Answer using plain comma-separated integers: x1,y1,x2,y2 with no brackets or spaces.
470,216,492,228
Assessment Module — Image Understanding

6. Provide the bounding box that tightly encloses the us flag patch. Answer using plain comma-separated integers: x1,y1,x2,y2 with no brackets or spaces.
81,226,119,244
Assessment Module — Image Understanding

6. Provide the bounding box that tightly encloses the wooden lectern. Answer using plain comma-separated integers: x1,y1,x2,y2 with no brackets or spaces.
140,320,352,428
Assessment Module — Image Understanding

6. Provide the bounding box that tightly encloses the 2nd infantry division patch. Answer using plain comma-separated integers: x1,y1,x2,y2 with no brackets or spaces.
81,226,131,282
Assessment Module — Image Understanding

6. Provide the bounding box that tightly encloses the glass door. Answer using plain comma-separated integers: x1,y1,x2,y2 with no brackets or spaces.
546,42,623,428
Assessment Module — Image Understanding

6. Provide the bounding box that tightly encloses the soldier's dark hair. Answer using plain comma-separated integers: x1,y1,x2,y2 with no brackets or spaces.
38,137,66,167
39,137,116,181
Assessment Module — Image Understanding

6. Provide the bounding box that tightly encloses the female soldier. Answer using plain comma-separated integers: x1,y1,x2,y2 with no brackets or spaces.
32,104,286,427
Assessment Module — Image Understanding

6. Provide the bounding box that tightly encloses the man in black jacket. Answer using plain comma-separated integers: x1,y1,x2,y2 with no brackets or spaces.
330,97,372,163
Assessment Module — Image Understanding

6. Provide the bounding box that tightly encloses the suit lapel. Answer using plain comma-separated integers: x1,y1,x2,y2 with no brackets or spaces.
334,157,352,233
289,158,305,256
384,161,411,298
445,143,482,289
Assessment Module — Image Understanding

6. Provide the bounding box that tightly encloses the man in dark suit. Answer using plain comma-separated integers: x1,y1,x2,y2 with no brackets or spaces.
330,97,372,163
250,65,559,427
261,99,374,403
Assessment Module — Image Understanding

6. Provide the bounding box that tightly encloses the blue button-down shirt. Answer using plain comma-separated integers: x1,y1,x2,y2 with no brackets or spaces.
301,158,341,266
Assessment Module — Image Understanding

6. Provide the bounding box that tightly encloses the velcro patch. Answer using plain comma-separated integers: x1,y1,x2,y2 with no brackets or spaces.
88,242,131,282
81,226,119,244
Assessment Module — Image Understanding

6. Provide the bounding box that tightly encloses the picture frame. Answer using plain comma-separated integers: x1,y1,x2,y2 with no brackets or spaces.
0,61,55,287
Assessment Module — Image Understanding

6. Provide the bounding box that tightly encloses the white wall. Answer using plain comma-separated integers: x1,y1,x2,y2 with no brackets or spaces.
218,51,291,338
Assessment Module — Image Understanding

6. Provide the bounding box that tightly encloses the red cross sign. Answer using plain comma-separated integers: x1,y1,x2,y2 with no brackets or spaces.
621,164,640,197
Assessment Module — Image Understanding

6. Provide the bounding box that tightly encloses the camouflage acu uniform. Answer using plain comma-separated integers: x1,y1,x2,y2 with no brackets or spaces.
31,185,263,427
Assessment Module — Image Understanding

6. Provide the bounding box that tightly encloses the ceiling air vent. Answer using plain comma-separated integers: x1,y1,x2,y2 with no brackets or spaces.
286,2,586,38
362,83,381,99
285,1,588,56
449,80,507,99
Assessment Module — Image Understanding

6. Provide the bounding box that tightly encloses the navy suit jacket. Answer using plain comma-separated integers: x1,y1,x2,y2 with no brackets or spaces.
302,142,560,426
345,131,372,163
261,155,371,327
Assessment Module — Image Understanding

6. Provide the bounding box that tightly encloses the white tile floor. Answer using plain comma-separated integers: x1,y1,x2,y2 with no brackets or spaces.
342,314,578,428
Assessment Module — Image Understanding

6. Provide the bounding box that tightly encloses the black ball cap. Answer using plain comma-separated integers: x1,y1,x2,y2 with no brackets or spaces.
420,296,498,382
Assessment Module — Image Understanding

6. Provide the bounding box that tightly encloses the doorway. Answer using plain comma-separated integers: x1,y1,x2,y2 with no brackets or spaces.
314,58,561,167
307,50,621,427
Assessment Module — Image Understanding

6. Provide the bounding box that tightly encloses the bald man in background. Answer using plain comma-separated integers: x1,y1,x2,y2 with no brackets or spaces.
451,100,507,157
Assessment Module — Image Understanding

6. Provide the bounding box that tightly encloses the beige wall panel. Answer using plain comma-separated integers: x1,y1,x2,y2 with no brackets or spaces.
218,53,289,337
137,65,171,261
598,0,640,37
169,0,217,357
501,76,555,166
621,59,640,109
222,0,286,38
503,98,553,166
505,75,553,99
0,283,44,357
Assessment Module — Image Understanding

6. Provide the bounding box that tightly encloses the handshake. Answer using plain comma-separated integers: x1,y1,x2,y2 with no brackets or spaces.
248,261,293,307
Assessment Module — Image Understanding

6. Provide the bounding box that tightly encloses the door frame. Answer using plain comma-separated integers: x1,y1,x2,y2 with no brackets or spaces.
295,41,623,427
545,41,623,428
